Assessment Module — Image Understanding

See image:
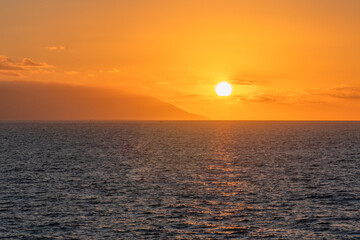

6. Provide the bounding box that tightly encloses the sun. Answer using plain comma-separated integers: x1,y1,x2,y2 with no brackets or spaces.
215,81,232,96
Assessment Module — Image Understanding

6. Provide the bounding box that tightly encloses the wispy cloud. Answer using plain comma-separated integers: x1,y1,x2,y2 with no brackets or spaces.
98,68,120,73
45,46,65,51
0,71,21,77
235,94,280,103
234,85,360,105
230,78,257,85
107,68,119,73
0,55,52,77
320,86,360,100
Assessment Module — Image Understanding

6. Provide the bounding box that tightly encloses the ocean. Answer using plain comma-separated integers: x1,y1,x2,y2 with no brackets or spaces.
0,121,359,239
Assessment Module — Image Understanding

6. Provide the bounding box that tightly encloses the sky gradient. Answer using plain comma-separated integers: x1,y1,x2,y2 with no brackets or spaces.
1,0,360,120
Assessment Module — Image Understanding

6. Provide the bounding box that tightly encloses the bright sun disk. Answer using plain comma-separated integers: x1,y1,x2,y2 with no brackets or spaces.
215,81,232,96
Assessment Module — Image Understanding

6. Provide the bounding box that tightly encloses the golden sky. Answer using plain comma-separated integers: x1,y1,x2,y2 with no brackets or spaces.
1,0,360,120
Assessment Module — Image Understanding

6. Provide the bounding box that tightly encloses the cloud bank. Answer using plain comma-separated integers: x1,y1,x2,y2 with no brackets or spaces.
0,56,52,77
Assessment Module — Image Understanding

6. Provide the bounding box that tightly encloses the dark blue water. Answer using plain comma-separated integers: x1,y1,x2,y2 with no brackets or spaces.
0,121,359,239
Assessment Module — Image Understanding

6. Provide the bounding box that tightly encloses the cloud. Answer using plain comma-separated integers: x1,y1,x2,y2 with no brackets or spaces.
235,94,279,103
322,86,360,100
0,56,23,70
98,68,120,73
45,46,65,51
234,85,360,105
230,78,257,85
0,55,52,77
22,58,45,67
0,71,21,77
107,68,119,73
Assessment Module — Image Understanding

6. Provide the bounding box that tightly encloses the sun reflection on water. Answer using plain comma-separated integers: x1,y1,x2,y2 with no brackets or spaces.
179,128,254,236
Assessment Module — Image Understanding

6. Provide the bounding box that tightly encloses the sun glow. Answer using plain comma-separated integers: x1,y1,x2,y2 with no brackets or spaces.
215,82,232,96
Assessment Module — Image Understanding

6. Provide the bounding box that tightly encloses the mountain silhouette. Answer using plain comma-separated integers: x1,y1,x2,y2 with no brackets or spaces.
0,81,208,120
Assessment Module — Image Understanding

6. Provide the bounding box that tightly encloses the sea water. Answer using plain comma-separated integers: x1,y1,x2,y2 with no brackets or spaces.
0,121,359,239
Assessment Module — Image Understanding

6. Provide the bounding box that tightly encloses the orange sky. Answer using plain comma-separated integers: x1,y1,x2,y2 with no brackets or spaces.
1,0,360,120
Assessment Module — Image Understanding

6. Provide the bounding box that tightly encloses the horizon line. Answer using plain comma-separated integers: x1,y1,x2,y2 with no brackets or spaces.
1,120,360,122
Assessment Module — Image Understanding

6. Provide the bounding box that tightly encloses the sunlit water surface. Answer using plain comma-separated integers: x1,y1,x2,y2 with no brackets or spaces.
0,121,359,239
